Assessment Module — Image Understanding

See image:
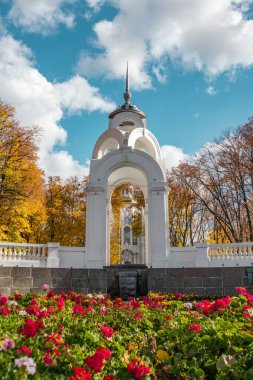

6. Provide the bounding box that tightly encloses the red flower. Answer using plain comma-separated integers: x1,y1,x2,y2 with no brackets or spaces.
84,347,111,373
48,306,55,314
17,346,32,356
128,359,150,379
39,310,49,318
103,376,117,380
20,318,45,338
189,322,201,333
73,305,85,316
133,311,142,320
15,293,22,300
100,326,115,338
57,297,65,310
1,307,10,315
236,287,247,295
131,300,141,308
0,295,8,305
70,367,92,380
20,318,37,338
165,315,172,320
26,305,40,317
47,290,55,298
44,354,53,365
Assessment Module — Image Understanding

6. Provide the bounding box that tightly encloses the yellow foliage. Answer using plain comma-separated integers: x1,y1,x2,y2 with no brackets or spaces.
156,349,169,362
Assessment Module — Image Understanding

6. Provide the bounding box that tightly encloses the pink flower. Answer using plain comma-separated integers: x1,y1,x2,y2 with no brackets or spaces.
189,322,201,333
42,284,50,291
0,338,15,351
100,306,107,315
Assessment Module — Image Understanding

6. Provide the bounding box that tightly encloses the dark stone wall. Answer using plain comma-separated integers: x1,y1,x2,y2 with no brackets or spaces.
147,267,253,296
0,267,252,296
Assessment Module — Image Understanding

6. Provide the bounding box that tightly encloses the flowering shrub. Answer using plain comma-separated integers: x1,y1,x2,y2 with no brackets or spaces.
0,287,253,378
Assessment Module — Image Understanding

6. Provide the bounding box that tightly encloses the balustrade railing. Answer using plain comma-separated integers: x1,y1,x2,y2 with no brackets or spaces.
0,242,47,260
207,242,253,261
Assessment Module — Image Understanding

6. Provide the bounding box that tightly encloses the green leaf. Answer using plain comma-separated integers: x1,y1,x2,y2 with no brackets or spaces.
144,318,153,329
216,355,237,371
244,367,253,380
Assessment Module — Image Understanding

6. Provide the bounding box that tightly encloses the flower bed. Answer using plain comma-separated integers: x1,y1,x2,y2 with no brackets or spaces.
0,287,253,379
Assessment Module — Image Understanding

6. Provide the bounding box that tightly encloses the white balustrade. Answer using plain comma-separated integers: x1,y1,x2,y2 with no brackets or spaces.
0,242,47,261
207,242,253,261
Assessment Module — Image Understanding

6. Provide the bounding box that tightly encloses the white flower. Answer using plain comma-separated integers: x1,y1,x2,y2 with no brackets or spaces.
15,357,36,375
184,302,193,309
8,300,18,307
87,294,93,298
96,294,104,299
18,310,27,316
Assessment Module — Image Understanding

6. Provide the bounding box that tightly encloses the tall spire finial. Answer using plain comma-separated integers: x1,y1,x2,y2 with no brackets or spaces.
124,61,131,106
126,61,129,92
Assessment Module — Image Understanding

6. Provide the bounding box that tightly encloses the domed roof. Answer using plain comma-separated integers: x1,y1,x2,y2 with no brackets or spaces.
108,63,146,120
109,103,146,119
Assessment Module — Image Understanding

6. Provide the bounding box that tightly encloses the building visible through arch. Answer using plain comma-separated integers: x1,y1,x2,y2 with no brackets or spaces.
85,66,170,268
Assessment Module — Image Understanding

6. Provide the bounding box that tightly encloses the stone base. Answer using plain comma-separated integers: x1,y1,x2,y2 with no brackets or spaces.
0,267,252,297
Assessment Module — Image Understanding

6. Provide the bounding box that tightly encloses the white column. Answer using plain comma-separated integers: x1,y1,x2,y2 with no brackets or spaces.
47,243,60,268
85,185,107,268
195,242,209,267
149,182,170,268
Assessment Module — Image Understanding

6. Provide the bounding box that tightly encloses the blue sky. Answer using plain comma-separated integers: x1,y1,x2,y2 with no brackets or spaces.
1,0,253,178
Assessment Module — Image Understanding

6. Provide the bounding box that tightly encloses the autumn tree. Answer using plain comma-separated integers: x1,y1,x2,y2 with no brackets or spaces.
170,120,253,244
44,176,87,246
0,100,46,242
168,171,208,246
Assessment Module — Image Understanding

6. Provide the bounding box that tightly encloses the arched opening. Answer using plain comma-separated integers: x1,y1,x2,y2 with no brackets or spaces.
97,137,119,159
118,120,136,132
109,183,145,265
134,136,157,158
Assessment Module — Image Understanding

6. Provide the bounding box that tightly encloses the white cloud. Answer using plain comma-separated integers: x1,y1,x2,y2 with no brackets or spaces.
193,112,200,118
0,34,115,179
54,75,114,114
80,0,253,88
43,152,90,179
161,145,190,170
206,85,218,96
86,0,106,12
8,0,76,34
